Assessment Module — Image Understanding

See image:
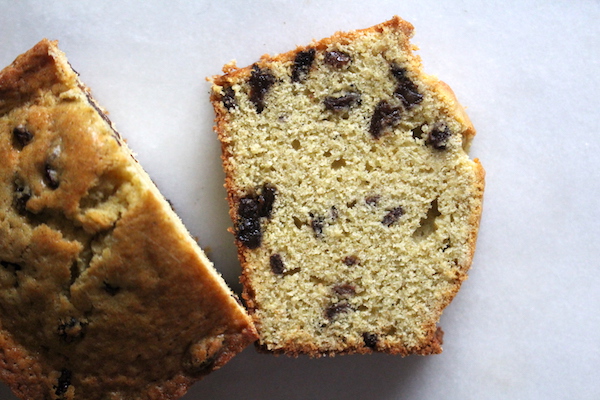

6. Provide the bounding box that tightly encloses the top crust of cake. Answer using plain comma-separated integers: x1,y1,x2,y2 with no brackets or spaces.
210,17,484,356
0,40,257,399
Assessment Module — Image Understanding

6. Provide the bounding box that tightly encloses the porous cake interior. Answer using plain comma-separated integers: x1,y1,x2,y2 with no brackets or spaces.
212,18,483,355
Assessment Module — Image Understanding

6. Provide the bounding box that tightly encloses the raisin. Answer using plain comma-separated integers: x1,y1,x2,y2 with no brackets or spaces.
12,125,33,149
333,284,356,297
324,50,352,68
221,86,237,110
291,48,315,83
54,368,72,397
310,213,324,239
269,254,286,275
369,100,402,139
342,255,358,266
258,183,276,218
363,332,379,349
427,123,452,150
325,302,352,320
382,206,404,227
235,184,277,249
391,65,423,108
13,182,31,215
103,281,121,296
365,195,381,206
44,163,60,189
323,93,361,111
236,214,262,249
238,197,260,219
58,318,87,343
248,65,276,113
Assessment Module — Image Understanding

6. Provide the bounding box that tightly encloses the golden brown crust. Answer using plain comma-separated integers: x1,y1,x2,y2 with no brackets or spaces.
210,16,483,358
210,16,414,88
0,40,257,399
430,79,477,145
0,40,61,115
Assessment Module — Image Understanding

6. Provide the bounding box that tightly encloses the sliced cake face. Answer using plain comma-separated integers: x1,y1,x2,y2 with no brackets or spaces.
211,17,484,356
0,40,257,400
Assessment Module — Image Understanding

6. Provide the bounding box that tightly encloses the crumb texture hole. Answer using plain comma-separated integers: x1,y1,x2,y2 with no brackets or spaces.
412,198,441,240
331,158,347,169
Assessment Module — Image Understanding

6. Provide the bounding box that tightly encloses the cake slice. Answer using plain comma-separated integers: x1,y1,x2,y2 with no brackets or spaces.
0,40,257,400
210,16,484,356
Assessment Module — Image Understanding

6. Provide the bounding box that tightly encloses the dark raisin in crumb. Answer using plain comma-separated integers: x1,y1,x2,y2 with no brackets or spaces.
57,317,87,343
258,183,277,218
391,65,423,108
103,281,121,296
44,163,60,189
369,100,402,139
324,50,352,68
12,125,33,149
238,197,260,219
427,123,452,150
221,86,237,110
342,255,358,266
310,213,324,238
249,65,276,113
363,332,379,349
270,254,286,275
54,368,72,396
325,302,352,320
323,92,361,111
382,206,404,226
333,284,356,297
13,182,31,215
236,213,262,249
291,48,316,83
365,195,381,206
236,183,277,249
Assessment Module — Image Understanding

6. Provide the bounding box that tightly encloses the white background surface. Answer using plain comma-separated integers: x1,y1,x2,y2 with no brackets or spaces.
1,1,599,399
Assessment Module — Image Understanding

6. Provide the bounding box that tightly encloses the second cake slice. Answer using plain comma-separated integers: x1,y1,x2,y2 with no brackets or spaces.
0,39,257,400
